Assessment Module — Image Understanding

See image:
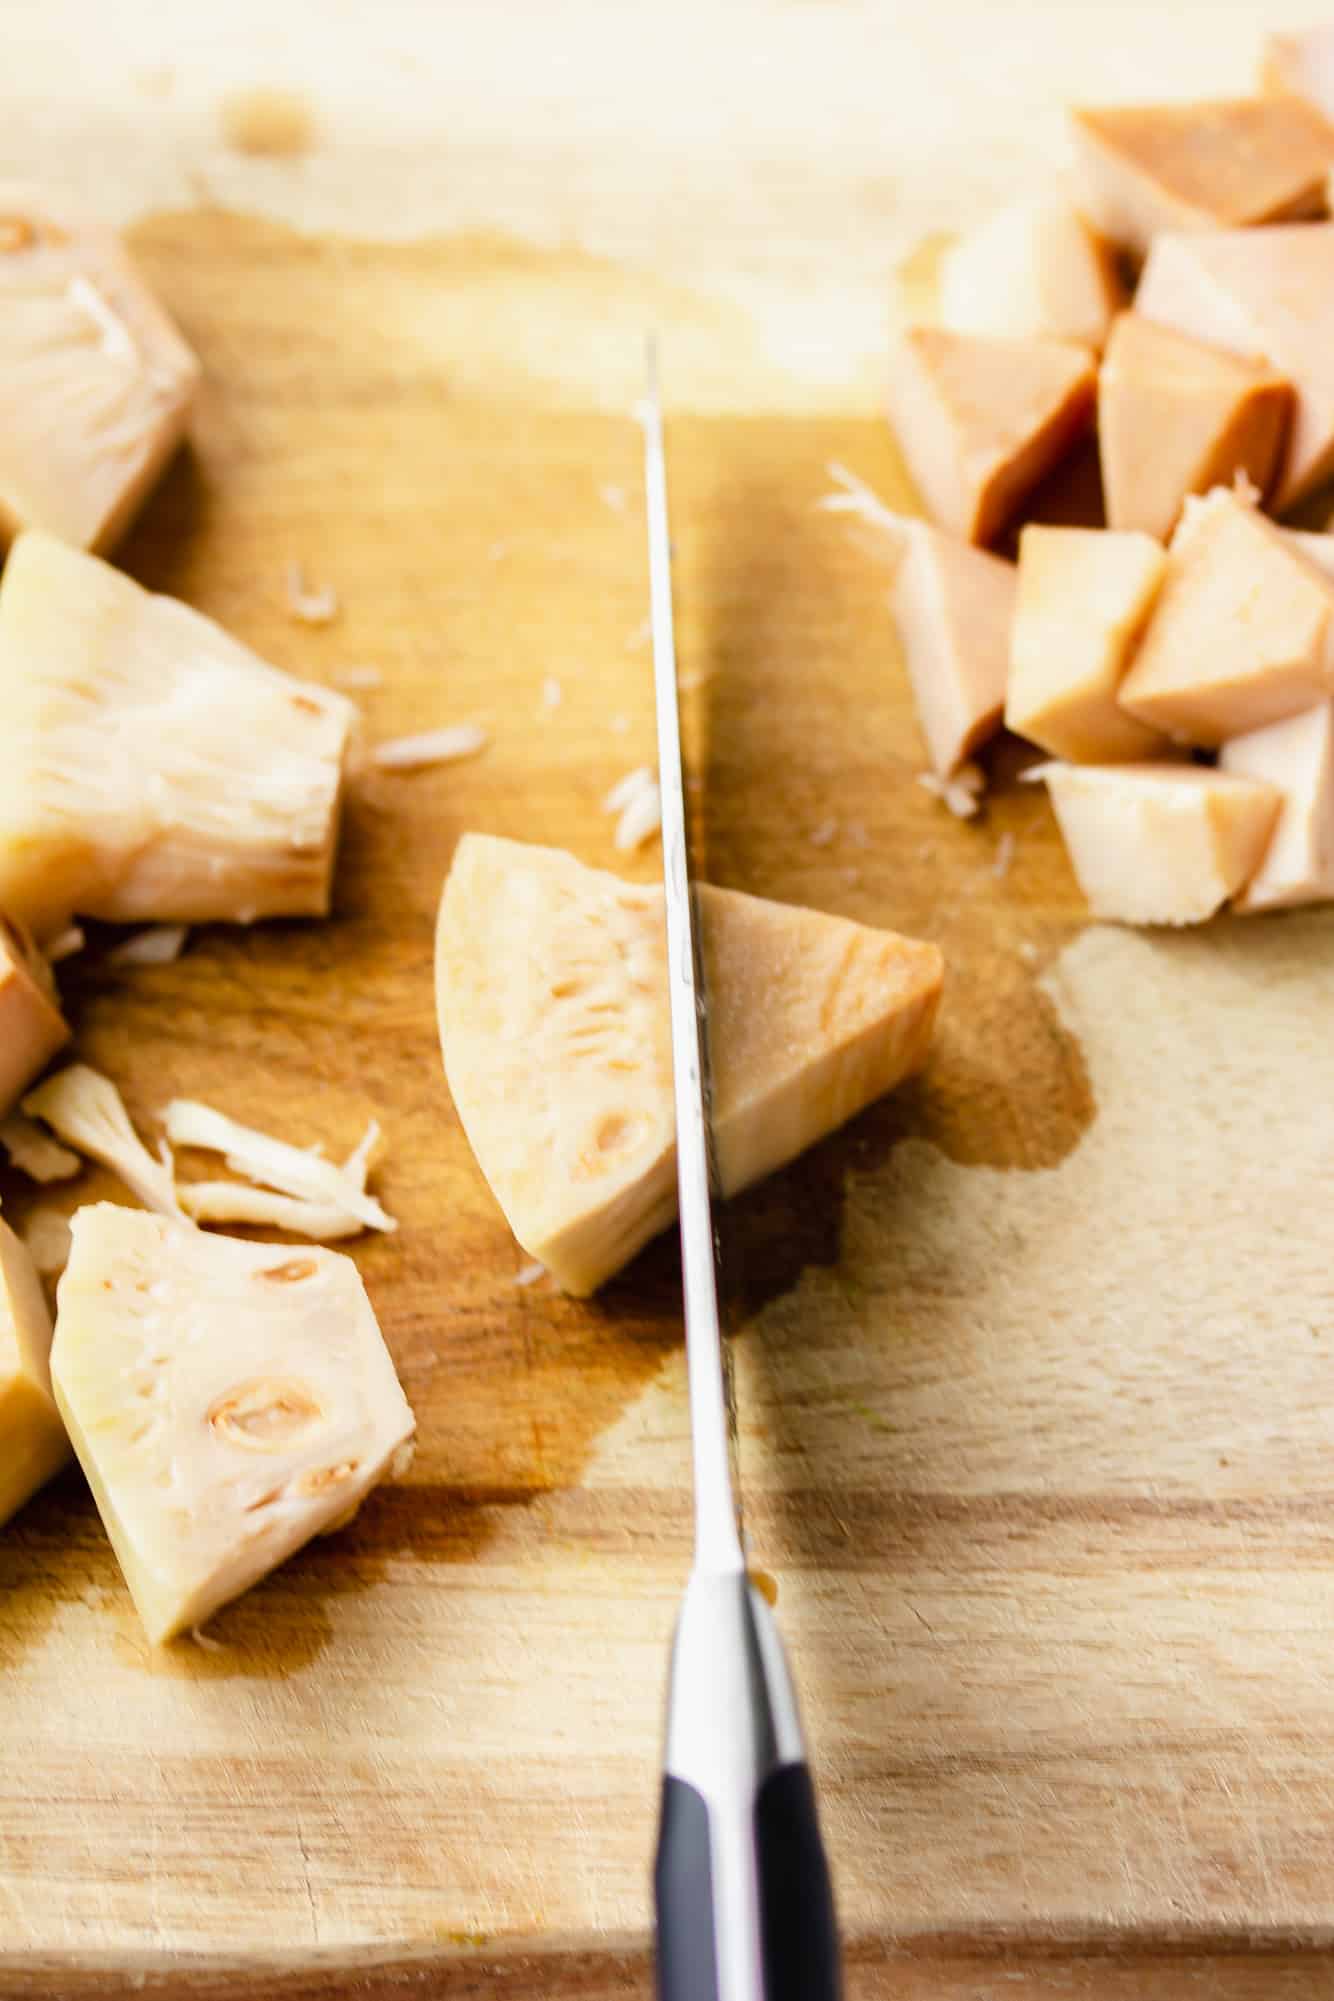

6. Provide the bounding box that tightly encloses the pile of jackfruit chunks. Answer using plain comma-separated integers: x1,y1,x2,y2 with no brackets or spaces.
886,24,1334,928
0,196,415,1646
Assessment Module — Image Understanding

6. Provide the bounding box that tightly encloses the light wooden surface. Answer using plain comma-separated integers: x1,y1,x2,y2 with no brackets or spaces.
3,4,1334,1996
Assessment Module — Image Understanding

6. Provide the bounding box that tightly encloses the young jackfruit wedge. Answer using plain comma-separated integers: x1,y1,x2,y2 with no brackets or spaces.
0,194,200,554
50,1205,416,1644
0,533,355,938
0,914,69,1115
0,1215,70,1527
436,834,944,1295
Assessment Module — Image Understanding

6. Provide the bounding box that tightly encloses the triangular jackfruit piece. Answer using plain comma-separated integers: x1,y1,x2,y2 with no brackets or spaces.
0,1216,69,1528
1006,525,1168,763
886,325,1096,545
937,199,1124,350
1220,699,1334,912
1042,763,1281,926
0,913,69,1116
1070,98,1334,256
1118,487,1334,744
890,520,1014,775
1099,313,1292,540
0,191,200,554
435,834,944,1294
1136,224,1334,511
50,1205,416,1644
1262,28,1334,122
0,532,356,939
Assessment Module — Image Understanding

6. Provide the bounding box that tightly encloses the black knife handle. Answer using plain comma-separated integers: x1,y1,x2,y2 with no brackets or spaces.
655,1764,842,2001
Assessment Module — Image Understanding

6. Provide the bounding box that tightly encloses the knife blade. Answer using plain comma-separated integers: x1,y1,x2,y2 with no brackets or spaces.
643,339,843,2001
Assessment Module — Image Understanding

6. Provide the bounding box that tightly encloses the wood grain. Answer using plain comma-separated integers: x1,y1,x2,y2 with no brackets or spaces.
1,5,1334,1993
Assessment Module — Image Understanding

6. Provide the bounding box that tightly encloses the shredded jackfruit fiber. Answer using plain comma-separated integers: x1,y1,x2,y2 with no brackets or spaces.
107,924,188,967
176,1182,370,1240
817,461,910,543
601,765,662,851
285,561,338,626
0,1113,81,1183
917,764,986,819
23,1064,181,1217
20,1205,71,1274
372,724,488,772
162,1100,396,1234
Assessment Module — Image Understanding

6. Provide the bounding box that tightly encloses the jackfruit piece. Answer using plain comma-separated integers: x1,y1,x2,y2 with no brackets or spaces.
1098,312,1292,540
890,521,1015,776
50,1205,416,1644
1006,525,1168,763
1119,487,1334,745
1220,701,1334,912
0,532,355,938
1069,98,1334,258
0,914,69,1116
0,1215,69,1526
886,325,1096,546
1262,28,1334,122
0,193,199,554
435,834,944,1294
1135,224,1334,512
1042,763,1281,925
938,199,1124,350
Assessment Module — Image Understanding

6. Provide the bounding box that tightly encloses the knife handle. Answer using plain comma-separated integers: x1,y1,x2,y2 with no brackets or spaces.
654,1763,841,2001
654,1572,842,2000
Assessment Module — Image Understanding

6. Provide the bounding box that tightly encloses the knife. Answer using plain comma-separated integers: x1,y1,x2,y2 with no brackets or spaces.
642,341,843,2001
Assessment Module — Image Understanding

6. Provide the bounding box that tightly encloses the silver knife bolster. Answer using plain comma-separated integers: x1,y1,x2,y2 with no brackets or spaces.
662,1572,809,1998
663,1571,806,1797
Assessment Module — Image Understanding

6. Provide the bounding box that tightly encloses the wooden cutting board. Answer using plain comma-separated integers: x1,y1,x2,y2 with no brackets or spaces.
4,6,1334,1997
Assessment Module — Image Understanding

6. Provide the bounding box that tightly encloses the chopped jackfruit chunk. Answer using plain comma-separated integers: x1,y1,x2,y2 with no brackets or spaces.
886,325,1096,546
0,533,355,938
0,192,199,553
50,1205,416,1643
1069,98,1334,257
1042,763,1281,925
0,914,69,1116
1135,224,1334,511
436,834,944,1294
1098,312,1292,540
0,1215,69,1526
1118,487,1334,745
1006,526,1168,763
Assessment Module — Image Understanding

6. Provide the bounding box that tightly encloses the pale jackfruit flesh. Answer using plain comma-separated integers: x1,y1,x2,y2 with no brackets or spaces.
435,834,944,1294
1119,487,1334,746
885,324,1097,546
0,913,69,1115
0,533,355,938
1220,701,1334,912
0,1215,70,1526
890,521,1015,776
1069,99,1334,258
1098,312,1292,541
0,194,200,554
50,1205,416,1644
1042,763,1281,926
937,198,1124,350
1006,525,1168,763
1134,224,1334,512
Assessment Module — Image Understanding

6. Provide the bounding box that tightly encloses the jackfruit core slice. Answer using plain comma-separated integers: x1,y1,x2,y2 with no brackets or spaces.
0,532,356,939
50,1205,416,1643
0,1215,70,1527
436,833,945,1294
0,193,201,555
